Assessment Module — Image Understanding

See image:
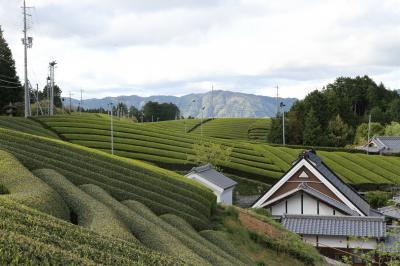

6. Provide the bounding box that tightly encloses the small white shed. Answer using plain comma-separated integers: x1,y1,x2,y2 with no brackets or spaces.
185,164,237,205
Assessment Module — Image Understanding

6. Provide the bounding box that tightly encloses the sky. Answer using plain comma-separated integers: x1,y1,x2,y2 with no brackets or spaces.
1,0,400,100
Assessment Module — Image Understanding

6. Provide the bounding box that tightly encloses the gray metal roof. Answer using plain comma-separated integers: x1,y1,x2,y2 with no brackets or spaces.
282,214,386,238
296,183,360,216
301,151,372,216
186,164,237,189
378,206,400,220
358,136,400,154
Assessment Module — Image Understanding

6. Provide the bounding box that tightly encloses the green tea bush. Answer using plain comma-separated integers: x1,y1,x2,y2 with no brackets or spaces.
123,200,244,266
33,169,136,242
0,150,69,220
0,197,183,265
79,184,207,265
199,230,253,265
160,213,245,265
0,128,214,229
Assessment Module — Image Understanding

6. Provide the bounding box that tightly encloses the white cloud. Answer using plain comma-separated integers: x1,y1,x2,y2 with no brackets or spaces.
0,0,399,100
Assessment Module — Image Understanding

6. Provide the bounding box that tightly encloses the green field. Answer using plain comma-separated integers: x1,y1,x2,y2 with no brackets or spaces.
33,114,400,189
0,120,319,265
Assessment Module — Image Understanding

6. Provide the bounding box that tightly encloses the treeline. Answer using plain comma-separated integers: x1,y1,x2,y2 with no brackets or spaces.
0,26,23,114
269,76,400,147
83,101,181,122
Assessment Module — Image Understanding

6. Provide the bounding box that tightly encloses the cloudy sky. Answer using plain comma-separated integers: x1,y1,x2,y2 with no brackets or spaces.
1,0,400,99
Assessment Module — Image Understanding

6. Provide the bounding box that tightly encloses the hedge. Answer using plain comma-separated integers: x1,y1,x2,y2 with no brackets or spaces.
79,184,208,265
0,117,58,139
160,213,245,266
0,197,182,265
0,128,214,228
0,150,69,220
123,200,244,266
199,230,253,265
33,169,136,242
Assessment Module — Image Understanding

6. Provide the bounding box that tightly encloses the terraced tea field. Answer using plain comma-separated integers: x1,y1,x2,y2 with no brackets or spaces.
0,125,317,265
35,114,400,189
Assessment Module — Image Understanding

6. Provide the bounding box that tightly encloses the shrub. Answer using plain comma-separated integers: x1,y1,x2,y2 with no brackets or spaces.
0,197,182,265
199,230,253,265
364,191,393,208
123,200,243,266
0,150,69,220
79,184,207,265
33,169,136,242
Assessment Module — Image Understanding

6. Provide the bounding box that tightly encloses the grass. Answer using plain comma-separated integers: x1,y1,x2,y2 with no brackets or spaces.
0,197,183,265
0,150,69,220
79,184,209,265
33,169,136,242
0,127,215,230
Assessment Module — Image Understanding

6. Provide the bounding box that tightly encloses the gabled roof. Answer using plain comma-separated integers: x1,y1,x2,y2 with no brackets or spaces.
359,136,400,153
378,206,400,220
282,214,386,238
252,150,372,216
261,182,359,216
303,151,371,216
186,164,237,190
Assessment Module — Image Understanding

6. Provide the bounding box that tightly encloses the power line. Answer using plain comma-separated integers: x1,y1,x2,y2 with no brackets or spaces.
0,78,21,85
0,85,21,89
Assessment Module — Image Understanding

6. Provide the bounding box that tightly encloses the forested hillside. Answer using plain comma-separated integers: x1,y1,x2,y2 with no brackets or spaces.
269,76,400,147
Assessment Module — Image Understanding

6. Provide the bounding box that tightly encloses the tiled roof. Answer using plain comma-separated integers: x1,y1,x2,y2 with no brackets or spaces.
358,136,400,153
301,151,372,216
186,163,237,189
282,214,386,238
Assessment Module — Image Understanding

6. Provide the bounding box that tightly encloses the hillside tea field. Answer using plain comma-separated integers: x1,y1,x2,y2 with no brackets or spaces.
35,114,400,190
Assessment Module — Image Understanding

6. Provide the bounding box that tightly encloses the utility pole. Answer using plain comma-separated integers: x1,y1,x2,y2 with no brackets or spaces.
80,89,83,115
201,106,205,140
69,91,72,113
280,102,286,146
36,84,39,116
108,103,114,155
211,84,214,118
276,85,279,116
367,114,371,155
49,61,57,115
22,0,33,118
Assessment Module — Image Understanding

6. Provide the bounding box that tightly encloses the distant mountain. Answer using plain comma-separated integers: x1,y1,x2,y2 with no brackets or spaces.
71,90,297,118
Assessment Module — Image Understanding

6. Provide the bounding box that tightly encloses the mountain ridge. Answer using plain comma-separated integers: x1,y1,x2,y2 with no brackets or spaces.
70,90,297,118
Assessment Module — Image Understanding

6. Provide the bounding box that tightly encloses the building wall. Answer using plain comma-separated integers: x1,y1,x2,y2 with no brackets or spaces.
220,187,234,205
269,192,344,216
301,235,377,250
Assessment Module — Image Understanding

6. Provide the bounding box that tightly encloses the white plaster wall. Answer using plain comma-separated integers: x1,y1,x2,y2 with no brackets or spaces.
318,236,347,248
271,200,286,215
319,202,335,216
303,235,317,246
349,239,376,250
303,193,318,215
287,193,301,214
220,187,234,205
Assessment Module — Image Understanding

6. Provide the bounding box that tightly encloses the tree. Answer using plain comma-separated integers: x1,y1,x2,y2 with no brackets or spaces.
384,122,400,136
353,122,384,145
141,101,180,122
327,114,353,147
267,114,284,144
0,26,23,114
40,85,63,108
129,105,140,120
187,141,233,171
303,108,325,146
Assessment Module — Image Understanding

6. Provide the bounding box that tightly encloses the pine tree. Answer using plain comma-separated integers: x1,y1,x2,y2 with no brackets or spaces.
303,108,324,146
0,26,23,114
327,114,353,147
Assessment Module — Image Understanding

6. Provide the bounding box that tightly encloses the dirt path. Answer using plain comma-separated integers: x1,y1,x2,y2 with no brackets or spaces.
238,210,281,238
